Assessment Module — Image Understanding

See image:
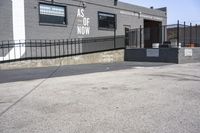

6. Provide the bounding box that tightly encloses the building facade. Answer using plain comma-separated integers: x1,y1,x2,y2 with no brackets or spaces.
0,0,167,42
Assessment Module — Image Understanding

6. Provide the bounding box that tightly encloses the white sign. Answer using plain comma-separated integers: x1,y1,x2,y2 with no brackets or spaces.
140,14,163,21
185,49,193,57
120,10,163,21
146,49,159,57
120,10,138,17
77,9,90,35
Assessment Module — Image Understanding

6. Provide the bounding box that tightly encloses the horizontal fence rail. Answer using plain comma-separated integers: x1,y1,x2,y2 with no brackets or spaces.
0,36,125,63
126,22,200,49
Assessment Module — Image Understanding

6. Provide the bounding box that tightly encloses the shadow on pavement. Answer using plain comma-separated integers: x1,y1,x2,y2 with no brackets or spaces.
0,62,172,84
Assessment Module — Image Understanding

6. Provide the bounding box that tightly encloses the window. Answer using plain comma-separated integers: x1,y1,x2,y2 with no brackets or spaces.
39,3,67,25
98,12,116,30
114,0,118,6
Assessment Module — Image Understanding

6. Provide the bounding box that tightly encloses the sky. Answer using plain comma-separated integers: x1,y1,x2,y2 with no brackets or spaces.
120,0,200,25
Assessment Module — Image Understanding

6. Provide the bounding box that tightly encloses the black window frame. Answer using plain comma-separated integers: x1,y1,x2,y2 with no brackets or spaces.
98,11,117,31
39,2,67,27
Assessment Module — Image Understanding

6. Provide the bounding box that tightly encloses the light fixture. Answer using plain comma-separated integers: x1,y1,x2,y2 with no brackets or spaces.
82,2,87,8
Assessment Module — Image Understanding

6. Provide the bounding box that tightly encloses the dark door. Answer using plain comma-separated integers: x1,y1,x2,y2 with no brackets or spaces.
124,25,131,46
144,20,162,48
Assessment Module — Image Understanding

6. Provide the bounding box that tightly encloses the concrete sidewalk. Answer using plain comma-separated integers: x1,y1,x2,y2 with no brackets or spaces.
0,62,200,133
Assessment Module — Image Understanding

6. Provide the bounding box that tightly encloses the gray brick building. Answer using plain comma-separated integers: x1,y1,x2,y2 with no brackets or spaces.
0,0,167,41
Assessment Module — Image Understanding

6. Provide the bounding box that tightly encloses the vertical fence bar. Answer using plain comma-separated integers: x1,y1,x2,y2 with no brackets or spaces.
45,40,47,58
58,40,61,58
136,30,138,48
19,40,21,61
2,41,4,61
50,40,52,58
164,25,166,43
196,24,198,47
24,40,26,59
140,25,142,48
81,39,84,54
177,20,179,47
40,40,42,59
75,38,77,55
184,22,186,47
35,40,38,59
62,39,65,56
30,40,32,60
14,41,16,60
67,39,69,55
71,39,73,55
127,30,129,48
8,40,10,61
132,30,135,48
76,38,78,54
114,26,116,49
54,40,56,57
190,23,192,45
78,38,80,54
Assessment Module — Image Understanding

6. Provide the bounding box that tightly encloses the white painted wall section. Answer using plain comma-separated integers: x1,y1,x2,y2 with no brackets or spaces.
0,0,26,61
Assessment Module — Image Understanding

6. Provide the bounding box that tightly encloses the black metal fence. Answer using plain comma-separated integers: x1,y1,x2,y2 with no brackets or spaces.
0,35,125,63
126,22,200,48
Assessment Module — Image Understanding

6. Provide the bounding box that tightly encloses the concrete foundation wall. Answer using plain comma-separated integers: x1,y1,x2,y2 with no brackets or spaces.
178,48,200,64
125,48,200,64
125,48,179,63
0,49,124,70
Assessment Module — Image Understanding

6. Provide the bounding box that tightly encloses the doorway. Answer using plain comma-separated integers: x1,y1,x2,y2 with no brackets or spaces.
124,25,131,46
144,20,162,48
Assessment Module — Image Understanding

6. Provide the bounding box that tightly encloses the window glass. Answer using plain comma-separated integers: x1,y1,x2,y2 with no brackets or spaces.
39,4,66,25
98,12,116,29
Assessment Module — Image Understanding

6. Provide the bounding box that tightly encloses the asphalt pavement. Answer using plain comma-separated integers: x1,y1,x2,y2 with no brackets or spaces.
0,62,200,133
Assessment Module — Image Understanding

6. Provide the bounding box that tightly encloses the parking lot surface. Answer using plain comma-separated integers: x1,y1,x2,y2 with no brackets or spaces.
0,62,200,133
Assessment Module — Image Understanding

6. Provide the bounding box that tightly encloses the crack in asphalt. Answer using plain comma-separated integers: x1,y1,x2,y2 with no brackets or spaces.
0,66,61,118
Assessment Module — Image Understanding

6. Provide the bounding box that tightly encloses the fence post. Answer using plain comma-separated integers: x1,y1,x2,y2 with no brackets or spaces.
40,40,43,59
62,39,65,56
58,40,61,58
24,40,26,59
190,23,192,45
75,38,76,55
114,23,116,49
196,24,198,46
54,40,56,57
136,30,138,48
78,38,80,54
50,40,52,58
2,41,4,61
140,25,142,48
35,40,38,59
67,39,69,55
184,22,186,47
163,25,166,43
30,40,32,60
71,39,73,55
8,40,10,61
45,40,47,58
177,20,179,47
14,41,16,60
